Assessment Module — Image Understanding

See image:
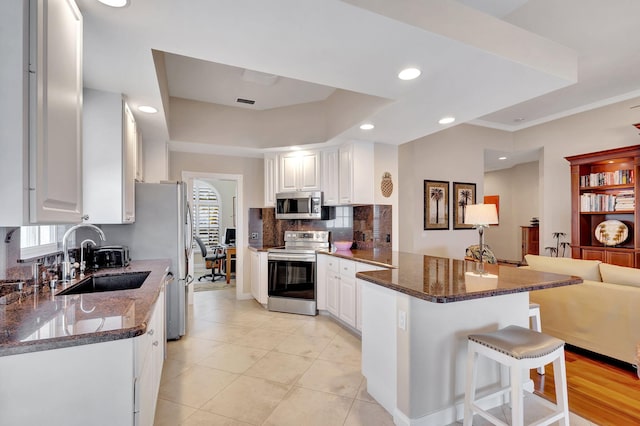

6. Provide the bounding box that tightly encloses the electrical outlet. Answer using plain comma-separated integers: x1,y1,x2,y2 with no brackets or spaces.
398,310,407,330
250,232,259,239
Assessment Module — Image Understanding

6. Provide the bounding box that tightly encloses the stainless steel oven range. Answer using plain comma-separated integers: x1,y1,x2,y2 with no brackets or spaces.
267,230,329,316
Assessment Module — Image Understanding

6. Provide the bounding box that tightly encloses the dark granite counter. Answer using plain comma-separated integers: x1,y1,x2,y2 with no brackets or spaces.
356,253,582,303
248,244,282,252
317,248,397,269
0,259,170,357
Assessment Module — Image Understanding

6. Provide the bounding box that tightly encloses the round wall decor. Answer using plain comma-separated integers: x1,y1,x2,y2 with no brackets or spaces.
381,172,393,197
595,219,629,246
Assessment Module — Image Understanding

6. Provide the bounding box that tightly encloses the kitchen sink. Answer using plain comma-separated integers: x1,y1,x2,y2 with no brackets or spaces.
56,271,151,295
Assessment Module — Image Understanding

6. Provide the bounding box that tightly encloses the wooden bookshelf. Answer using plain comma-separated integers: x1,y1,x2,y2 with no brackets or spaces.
566,145,640,268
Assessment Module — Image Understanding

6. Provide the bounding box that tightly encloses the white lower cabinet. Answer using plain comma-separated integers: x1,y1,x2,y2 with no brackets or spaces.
250,250,268,305
0,292,165,426
317,254,388,331
325,255,340,316
135,286,165,426
339,275,357,327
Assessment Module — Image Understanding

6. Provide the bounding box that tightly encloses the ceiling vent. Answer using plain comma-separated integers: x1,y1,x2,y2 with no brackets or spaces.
236,98,256,105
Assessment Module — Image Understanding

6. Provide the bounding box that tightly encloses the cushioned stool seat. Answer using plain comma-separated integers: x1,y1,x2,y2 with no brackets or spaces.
463,325,569,426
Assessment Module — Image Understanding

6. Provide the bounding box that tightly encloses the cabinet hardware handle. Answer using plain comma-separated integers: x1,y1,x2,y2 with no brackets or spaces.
153,341,159,347
148,329,154,335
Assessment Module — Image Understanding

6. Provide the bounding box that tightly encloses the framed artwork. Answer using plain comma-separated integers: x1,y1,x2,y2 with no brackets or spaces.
453,182,476,229
424,180,449,230
484,195,500,224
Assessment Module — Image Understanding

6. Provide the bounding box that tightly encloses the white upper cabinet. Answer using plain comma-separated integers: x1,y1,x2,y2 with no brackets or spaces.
279,151,321,192
339,141,374,205
321,149,339,206
264,153,278,207
0,0,83,225
83,89,137,224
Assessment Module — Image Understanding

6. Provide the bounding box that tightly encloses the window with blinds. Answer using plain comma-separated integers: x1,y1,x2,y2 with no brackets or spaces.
192,181,221,248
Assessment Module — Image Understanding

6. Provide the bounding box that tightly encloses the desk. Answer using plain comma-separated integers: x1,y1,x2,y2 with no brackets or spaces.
225,246,236,284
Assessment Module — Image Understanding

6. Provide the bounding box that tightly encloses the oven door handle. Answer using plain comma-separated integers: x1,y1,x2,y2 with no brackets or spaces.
268,253,316,262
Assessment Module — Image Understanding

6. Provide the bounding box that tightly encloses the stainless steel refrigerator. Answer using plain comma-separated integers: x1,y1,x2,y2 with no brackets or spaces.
102,181,193,340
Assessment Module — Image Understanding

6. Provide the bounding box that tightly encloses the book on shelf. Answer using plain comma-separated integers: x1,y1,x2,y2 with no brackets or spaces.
580,169,634,187
580,192,636,212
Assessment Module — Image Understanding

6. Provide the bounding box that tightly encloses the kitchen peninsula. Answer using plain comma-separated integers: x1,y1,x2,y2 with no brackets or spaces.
353,254,582,426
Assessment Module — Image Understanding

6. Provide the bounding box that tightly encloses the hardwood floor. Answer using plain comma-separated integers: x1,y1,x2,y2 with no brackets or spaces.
531,347,640,425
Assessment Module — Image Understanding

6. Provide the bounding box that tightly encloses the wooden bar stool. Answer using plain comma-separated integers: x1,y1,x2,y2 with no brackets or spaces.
463,325,569,426
528,303,545,375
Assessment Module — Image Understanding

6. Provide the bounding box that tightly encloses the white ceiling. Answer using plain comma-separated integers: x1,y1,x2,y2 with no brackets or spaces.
76,0,640,162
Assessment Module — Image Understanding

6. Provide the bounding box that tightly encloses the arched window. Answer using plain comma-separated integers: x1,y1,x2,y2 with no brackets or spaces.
192,180,221,248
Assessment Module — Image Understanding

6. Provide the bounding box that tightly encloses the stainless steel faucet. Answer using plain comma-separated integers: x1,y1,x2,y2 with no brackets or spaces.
79,239,96,279
61,224,106,281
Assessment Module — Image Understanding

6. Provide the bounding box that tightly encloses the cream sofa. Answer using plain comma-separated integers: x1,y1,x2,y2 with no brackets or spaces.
525,254,640,366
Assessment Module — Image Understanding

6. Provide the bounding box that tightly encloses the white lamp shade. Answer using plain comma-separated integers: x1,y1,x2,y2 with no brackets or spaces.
465,204,498,226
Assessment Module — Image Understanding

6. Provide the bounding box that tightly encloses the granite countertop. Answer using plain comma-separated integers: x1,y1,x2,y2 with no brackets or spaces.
317,248,397,269
0,259,170,357
356,253,583,303
248,244,283,252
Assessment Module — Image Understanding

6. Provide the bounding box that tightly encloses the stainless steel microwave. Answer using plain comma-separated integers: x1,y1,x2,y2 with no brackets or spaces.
275,191,323,219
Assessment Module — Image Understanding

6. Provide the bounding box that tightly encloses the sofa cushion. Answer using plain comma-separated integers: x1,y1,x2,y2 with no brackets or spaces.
524,254,602,281
599,263,640,288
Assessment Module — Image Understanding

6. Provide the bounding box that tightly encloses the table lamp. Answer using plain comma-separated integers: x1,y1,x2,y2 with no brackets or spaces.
465,203,499,273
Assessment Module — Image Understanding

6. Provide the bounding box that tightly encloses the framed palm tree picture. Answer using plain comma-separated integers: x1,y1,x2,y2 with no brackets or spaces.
424,180,449,230
453,182,476,229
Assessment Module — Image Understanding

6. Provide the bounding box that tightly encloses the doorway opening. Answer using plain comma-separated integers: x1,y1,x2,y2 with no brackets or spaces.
182,171,245,302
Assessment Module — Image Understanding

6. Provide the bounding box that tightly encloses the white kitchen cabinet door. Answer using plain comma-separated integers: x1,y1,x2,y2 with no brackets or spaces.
264,153,278,207
278,151,320,192
355,262,387,332
123,103,137,223
26,0,84,224
339,275,356,328
136,126,144,182
83,89,137,224
299,151,320,191
338,141,374,205
250,250,268,304
316,254,327,310
326,272,340,317
321,149,339,205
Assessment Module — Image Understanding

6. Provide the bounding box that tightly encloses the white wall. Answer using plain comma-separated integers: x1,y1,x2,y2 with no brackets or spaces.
515,96,640,251
484,160,539,260
374,143,399,249
398,124,513,258
398,96,640,259
170,152,263,296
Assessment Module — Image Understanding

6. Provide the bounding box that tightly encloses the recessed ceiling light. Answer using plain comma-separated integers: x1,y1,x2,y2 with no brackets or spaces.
438,116,455,125
97,0,129,7
359,123,374,130
138,105,158,114
514,117,526,122
499,156,507,160
398,68,421,80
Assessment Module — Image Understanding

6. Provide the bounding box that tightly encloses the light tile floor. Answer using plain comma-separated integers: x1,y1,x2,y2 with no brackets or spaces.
154,287,597,426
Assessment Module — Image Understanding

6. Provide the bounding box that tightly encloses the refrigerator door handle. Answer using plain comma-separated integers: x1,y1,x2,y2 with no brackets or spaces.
185,202,194,258
181,274,194,288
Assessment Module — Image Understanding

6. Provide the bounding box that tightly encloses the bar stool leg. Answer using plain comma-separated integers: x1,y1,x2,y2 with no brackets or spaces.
553,351,570,426
529,305,545,375
510,365,524,426
463,347,478,426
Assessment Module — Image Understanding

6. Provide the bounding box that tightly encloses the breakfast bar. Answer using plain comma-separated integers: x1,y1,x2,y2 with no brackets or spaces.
356,254,582,426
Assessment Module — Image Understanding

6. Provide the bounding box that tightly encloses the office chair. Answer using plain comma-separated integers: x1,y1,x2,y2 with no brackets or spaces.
194,236,226,282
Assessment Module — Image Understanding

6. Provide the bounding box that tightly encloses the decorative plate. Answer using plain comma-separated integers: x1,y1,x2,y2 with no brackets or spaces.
595,220,629,246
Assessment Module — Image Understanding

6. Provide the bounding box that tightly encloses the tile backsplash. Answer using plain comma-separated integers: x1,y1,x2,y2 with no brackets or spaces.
248,204,392,249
